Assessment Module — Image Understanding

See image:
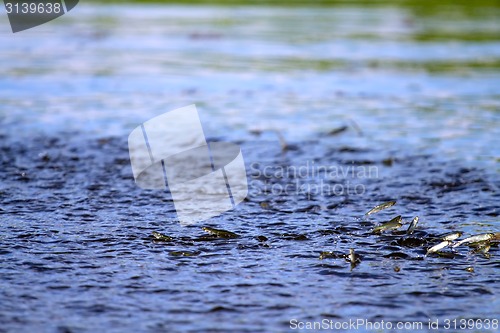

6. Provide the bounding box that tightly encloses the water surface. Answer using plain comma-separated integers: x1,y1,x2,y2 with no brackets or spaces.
0,3,499,332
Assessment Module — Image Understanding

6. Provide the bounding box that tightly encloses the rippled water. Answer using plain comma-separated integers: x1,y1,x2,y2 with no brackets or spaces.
0,3,499,333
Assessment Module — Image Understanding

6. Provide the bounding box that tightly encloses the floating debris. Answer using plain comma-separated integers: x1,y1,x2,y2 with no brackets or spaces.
152,231,174,242
202,227,240,239
372,215,403,234
440,231,463,241
451,233,495,248
426,240,452,255
406,216,419,235
394,266,401,272
465,267,474,273
365,200,396,216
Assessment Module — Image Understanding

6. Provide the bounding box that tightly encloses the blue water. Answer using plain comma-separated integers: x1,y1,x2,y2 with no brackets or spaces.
0,4,499,333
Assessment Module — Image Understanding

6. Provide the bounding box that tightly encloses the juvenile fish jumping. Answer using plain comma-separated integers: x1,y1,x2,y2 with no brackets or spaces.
426,240,452,255
319,251,340,260
372,215,403,234
451,233,495,248
152,231,174,242
346,248,361,264
406,216,419,235
440,231,463,241
365,200,397,216
202,227,240,239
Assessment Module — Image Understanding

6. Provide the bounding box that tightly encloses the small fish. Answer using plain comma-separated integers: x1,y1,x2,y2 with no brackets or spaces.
280,233,308,241
319,251,339,260
346,248,361,270
468,240,491,258
202,227,239,239
327,125,348,136
274,130,289,151
372,215,403,234
169,251,199,257
365,200,396,216
451,233,495,248
152,231,174,242
346,248,361,264
260,201,270,209
406,216,419,235
471,241,491,252
426,240,452,255
256,235,268,242
440,231,463,241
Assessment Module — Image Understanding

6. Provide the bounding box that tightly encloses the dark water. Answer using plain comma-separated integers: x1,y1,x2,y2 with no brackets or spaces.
0,4,499,333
